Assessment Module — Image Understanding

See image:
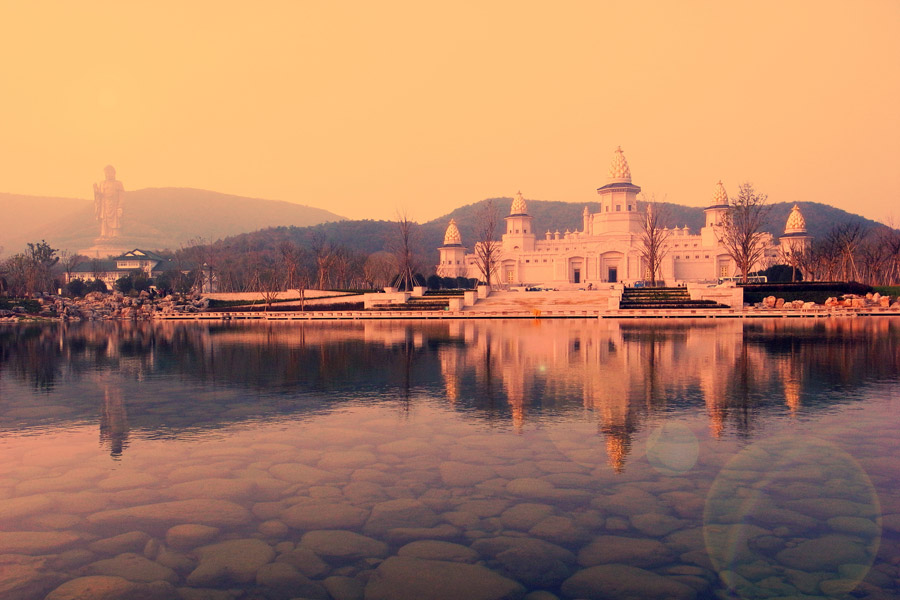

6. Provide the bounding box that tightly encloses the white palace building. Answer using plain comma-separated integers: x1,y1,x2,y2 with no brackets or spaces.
437,147,811,287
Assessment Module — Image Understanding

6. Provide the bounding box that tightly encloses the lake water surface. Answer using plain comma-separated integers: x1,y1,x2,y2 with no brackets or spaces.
1,318,899,600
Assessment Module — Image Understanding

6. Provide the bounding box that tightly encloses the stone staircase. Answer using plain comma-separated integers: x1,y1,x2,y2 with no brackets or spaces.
619,287,729,310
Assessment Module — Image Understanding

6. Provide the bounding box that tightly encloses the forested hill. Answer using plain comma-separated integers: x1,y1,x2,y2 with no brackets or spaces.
213,199,883,260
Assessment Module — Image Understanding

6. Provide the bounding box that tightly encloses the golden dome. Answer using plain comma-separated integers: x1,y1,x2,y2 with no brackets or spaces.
712,180,728,206
608,146,632,184
510,191,527,215
443,219,462,245
784,204,807,235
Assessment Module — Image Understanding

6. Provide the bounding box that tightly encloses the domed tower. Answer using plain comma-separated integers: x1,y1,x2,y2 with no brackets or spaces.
701,180,730,246
779,204,811,257
594,146,642,234
437,219,468,278
502,191,536,252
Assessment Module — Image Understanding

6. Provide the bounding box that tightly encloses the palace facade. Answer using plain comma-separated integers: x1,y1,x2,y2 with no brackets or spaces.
437,147,811,286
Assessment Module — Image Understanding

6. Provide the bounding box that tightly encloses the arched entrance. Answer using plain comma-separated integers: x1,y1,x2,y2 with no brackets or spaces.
600,251,624,283
568,256,584,284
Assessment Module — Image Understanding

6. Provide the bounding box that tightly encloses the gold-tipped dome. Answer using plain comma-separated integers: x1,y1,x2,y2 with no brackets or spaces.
713,180,728,206
443,219,462,245
784,204,807,235
510,190,527,215
608,146,632,184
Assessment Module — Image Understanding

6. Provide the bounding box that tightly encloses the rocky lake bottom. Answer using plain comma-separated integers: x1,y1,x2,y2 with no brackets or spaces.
1,319,899,600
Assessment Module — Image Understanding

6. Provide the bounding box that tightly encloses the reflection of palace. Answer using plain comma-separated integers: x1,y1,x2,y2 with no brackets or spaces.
434,319,840,471
438,147,812,285
3,319,897,472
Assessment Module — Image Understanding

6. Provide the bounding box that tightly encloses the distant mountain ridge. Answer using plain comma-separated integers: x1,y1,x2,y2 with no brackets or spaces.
214,198,887,265
0,188,345,256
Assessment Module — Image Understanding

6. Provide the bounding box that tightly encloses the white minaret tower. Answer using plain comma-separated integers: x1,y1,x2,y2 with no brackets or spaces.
594,146,642,234
701,180,729,247
502,191,536,252
437,219,468,278
780,204,811,256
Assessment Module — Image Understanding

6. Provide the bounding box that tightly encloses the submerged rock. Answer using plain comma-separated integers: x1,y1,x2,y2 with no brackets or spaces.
165,524,220,551
0,530,80,554
276,546,330,578
87,499,251,529
256,562,328,599
0,554,63,599
365,556,525,600
495,544,572,589
88,531,152,555
398,540,479,563
363,498,441,535
300,529,388,561
775,534,871,571
45,576,175,600
500,503,556,531
281,502,369,530
561,564,696,600
187,538,275,586
577,535,674,568
83,552,178,583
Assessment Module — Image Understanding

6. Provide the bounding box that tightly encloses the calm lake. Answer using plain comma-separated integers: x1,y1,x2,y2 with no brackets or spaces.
1,318,899,600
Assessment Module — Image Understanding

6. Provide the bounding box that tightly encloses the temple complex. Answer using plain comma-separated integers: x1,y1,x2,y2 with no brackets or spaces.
438,148,811,286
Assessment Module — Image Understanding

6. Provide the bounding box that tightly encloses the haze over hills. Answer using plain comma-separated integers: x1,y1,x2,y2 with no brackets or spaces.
0,188,345,257
2,186,886,265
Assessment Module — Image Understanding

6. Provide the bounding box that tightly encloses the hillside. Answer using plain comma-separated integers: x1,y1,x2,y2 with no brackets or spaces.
212,198,887,264
0,188,344,257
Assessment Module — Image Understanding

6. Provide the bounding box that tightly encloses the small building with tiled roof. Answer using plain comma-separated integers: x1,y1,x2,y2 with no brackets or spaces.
66,249,188,289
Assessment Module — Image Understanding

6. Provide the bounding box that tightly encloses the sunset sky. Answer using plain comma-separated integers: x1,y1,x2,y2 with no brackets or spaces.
1,1,898,224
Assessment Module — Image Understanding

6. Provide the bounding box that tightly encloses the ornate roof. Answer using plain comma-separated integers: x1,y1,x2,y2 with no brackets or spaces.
712,180,728,206
443,219,462,245
784,204,807,235
510,191,528,215
608,146,632,184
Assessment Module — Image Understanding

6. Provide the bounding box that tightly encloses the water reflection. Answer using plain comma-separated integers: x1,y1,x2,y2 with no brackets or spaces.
2,318,900,600
2,318,898,471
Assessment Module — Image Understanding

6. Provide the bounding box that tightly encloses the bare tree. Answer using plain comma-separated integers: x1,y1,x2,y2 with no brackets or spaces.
858,233,887,286
716,183,771,284
364,251,397,289
828,223,867,282
255,268,281,312
59,250,85,285
278,240,304,290
882,225,900,285
389,211,420,291
638,195,671,287
181,237,216,293
473,199,501,287
310,232,334,290
778,239,805,282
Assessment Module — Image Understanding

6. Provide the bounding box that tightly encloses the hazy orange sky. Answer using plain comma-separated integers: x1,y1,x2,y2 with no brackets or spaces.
1,1,898,223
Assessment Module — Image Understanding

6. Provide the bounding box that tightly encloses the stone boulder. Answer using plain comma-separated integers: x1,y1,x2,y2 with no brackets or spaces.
45,576,175,600
363,499,441,536
364,556,525,600
186,538,275,586
561,564,696,600
299,529,388,562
